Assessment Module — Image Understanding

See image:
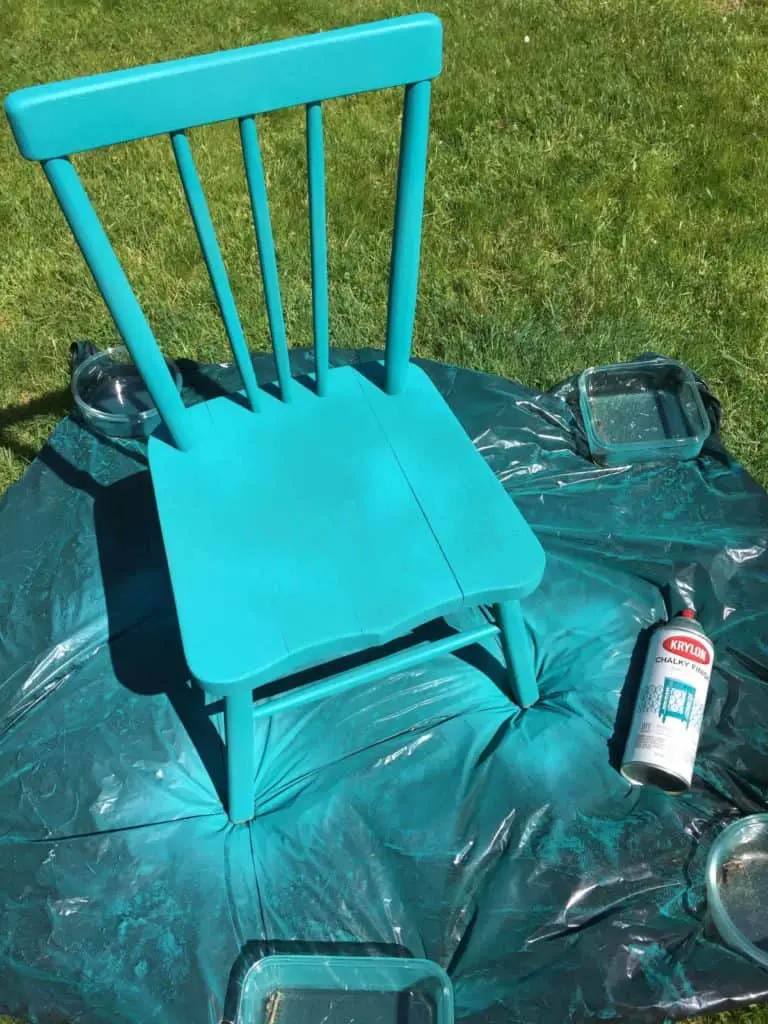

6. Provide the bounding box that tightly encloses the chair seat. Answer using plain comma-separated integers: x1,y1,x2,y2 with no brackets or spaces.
148,362,544,692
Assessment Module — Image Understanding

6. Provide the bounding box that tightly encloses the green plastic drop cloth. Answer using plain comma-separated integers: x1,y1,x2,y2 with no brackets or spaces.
1,350,767,1023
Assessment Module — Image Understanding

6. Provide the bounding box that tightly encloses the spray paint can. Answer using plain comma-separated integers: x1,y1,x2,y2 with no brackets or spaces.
621,609,715,793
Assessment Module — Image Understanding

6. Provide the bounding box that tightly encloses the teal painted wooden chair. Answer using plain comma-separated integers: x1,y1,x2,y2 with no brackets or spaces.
5,14,545,823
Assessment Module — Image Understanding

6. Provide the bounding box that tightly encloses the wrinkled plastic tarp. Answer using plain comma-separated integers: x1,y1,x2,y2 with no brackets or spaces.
1,350,767,1023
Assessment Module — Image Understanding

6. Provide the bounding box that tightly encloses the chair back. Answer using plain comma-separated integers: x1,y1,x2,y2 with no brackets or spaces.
5,14,443,450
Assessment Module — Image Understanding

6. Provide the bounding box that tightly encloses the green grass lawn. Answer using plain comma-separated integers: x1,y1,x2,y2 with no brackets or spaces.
1,0,768,1021
2,0,768,492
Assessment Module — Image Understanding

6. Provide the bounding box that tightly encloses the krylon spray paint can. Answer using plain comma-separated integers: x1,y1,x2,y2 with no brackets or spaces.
621,609,715,793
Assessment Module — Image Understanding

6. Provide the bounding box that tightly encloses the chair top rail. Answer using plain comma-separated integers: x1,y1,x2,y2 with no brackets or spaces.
5,14,442,160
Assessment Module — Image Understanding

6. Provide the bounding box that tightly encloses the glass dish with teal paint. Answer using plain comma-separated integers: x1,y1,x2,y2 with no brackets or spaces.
72,345,183,439
578,359,710,466
707,814,768,969
235,954,454,1024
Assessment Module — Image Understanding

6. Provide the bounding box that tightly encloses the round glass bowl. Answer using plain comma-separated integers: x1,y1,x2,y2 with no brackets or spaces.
72,345,182,439
706,814,768,968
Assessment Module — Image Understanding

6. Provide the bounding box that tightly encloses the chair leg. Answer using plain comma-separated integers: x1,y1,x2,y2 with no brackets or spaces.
494,600,539,708
224,689,255,824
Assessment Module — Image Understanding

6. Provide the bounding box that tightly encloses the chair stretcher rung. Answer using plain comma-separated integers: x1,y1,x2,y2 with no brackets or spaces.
251,621,500,720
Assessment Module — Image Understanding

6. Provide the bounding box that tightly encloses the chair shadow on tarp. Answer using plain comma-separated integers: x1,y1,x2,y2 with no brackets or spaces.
0,387,71,462
37,437,230,805
36,411,517,813
221,938,415,1024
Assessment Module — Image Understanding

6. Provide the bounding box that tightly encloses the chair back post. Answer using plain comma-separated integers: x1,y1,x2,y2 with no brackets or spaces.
239,115,294,401
384,80,432,395
170,129,262,410
306,100,330,396
44,156,195,450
